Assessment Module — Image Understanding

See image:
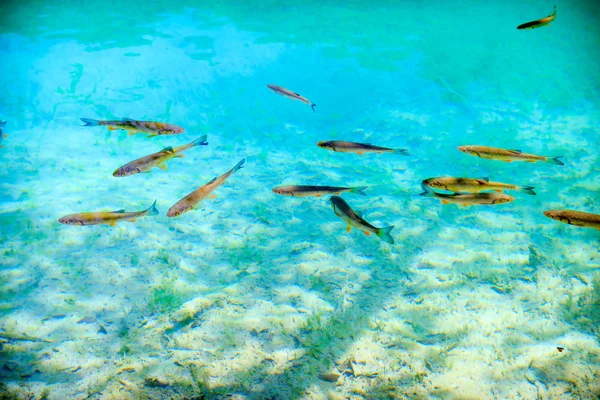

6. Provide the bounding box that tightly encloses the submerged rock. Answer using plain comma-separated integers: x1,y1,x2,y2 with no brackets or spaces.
171,297,213,323
319,372,340,382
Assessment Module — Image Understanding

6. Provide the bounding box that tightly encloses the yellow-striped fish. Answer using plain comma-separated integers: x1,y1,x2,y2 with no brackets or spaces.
81,118,184,136
318,141,410,156
517,5,556,30
458,145,563,165
0,120,6,148
167,159,245,217
267,84,315,111
113,135,208,177
544,209,600,231
422,177,536,195
420,184,514,206
330,196,394,244
59,200,159,226
273,185,367,197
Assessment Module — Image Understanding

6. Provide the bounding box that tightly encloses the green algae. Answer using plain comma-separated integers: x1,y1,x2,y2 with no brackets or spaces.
189,364,212,397
562,274,600,339
147,282,183,314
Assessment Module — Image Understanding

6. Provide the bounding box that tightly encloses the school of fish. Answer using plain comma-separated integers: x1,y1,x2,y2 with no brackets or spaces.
2,5,594,241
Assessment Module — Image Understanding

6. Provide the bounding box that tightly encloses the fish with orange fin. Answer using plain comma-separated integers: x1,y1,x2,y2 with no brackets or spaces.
458,145,563,165
544,209,600,231
59,200,159,226
318,140,410,156
517,5,556,30
113,135,208,177
80,118,184,136
167,159,245,217
330,196,395,244
267,84,315,111
0,120,6,148
422,177,536,195
272,185,368,197
419,184,514,206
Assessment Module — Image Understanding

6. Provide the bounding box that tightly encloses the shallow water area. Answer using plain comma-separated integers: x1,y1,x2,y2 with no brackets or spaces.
0,0,599,399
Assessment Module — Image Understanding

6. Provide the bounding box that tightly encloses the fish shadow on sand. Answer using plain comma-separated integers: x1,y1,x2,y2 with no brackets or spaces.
194,222,447,399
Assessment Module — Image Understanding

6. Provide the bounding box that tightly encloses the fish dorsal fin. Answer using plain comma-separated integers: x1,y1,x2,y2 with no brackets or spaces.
509,149,522,154
121,118,135,122
207,177,217,184
160,146,174,153
478,177,490,182
355,210,363,218
112,209,126,213
294,92,301,96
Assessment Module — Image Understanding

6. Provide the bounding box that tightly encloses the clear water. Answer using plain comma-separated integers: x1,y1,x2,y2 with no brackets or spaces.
1,0,599,398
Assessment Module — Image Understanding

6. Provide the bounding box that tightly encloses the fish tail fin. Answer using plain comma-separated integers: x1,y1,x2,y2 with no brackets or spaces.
311,103,316,111
377,226,395,244
419,183,435,197
519,186,536,196
146,200,159,216
0,121,6,128
547,156,564,166
352,186,368,196
80,118,100,126
393,148,411,156
232,158,245,172
191,135,208,147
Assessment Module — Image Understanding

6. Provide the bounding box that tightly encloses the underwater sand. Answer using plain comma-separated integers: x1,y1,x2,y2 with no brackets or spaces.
0,0,599,398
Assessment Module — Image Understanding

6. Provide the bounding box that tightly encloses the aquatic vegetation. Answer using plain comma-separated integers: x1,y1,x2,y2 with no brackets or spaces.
147,282,183,314
189,364,212,396
562,274,600,339
1,0,599,398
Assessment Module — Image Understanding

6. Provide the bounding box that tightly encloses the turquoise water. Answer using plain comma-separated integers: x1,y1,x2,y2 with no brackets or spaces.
1,0,599,398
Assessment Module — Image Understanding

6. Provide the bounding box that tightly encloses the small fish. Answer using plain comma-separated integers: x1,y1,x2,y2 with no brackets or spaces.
59,200,159,226
267,84,315,111
458,145,563,165
167,159,245,217
330,196,395,244
517,5,556,30
420,183,514,206
543,209,600,230
273,185,368,197
80,118,184,136
0,120,6,148
113,135,208,177
318,141,410,156
422,177,536,195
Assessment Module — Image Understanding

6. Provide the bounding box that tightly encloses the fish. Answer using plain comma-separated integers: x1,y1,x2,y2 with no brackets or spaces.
267,84,315,111
517,5,556,30
329,196,395,244
458,145,563,165
167,158,245,217
419,183,514,206
543,209,600,230
422,177,536,195
58,200,159,226
318,141,410,156
0,120,6,148
272,185,368,197
80,118,184,136
113,135,208,177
